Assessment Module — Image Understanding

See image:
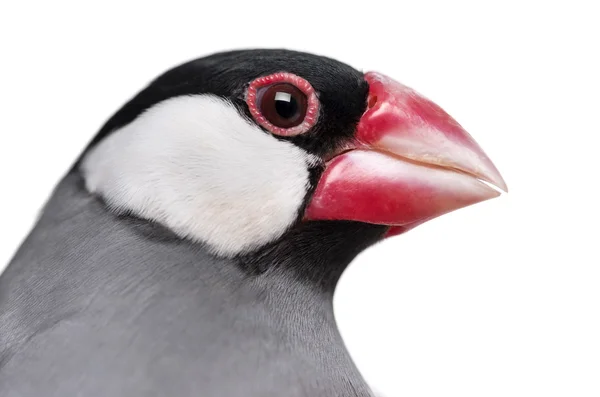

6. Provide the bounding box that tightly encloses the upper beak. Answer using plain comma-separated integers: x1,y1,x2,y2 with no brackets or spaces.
305,71,507,235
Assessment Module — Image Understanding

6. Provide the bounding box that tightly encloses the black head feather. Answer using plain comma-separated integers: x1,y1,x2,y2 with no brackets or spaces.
78,49,369,164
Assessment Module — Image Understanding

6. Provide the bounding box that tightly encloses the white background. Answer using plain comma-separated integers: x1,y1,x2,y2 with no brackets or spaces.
1,1,598,396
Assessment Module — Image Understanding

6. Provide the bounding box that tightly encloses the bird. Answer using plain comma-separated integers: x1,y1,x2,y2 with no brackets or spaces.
0,49,507,397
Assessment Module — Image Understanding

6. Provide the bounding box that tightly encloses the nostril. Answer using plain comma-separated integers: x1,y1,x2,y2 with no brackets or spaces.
368,95,378,109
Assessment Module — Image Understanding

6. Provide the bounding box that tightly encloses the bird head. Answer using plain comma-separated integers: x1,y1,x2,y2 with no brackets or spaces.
80,49,507,258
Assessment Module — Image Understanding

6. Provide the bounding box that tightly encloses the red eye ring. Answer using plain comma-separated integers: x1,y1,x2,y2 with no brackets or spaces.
246,72,319,136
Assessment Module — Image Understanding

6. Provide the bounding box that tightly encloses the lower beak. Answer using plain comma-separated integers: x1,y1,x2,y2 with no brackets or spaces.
305,72,507,235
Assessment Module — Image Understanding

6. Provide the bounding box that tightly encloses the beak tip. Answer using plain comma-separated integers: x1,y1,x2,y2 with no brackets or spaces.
477,155,508,194
489,167,509,194
489,174,509,194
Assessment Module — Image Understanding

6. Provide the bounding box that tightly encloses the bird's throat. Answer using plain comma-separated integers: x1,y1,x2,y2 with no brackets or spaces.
240,221,388,294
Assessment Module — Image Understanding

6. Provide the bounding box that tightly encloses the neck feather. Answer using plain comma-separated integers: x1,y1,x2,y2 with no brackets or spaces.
240,221,387,294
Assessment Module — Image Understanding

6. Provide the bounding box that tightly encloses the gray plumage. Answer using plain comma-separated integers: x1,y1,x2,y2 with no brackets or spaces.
0,172,376,396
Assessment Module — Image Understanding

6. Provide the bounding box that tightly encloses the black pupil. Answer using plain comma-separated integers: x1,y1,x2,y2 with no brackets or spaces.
274,93,298,119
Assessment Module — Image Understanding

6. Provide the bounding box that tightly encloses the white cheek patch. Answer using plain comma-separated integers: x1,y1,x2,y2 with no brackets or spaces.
81,95,318,257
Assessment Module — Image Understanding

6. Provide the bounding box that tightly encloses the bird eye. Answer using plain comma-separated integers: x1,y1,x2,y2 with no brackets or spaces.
257,84,306,129
246,73,319,136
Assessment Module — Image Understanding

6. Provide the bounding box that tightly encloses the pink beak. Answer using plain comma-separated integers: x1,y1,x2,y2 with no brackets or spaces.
305,71,507,236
